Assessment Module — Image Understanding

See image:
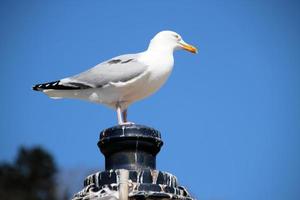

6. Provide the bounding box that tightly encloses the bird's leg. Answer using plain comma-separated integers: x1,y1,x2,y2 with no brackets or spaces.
116,105,124,125
121,108,135,125
122,109,128,122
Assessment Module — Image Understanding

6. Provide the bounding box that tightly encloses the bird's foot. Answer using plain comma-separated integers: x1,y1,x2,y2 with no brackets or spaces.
119,121,135,126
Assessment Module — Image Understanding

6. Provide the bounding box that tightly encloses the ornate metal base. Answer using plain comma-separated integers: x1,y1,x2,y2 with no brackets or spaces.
72,169,193,200
72,124,194,200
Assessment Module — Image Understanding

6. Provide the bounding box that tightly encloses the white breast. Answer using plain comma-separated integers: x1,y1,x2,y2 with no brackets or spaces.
132,51,174,100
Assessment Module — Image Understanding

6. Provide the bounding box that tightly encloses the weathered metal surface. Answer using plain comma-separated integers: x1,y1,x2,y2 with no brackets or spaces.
73,169,193,200
98,124,163,170
72,124,194,200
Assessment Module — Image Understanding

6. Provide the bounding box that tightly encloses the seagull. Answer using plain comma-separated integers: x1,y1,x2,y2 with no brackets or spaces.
33,30,197,125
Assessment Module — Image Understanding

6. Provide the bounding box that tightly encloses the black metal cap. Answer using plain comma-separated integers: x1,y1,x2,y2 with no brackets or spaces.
98,124,163,170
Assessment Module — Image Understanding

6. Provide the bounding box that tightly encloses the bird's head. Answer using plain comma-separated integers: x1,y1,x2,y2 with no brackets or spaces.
148,30,198,54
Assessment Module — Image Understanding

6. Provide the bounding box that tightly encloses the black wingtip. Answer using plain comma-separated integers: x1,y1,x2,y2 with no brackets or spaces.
32,80,92,91
32,81,61,91
32,85,38,91
32,84,42,91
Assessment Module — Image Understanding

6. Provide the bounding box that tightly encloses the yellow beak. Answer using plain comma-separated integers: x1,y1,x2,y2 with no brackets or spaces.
180,42,198,54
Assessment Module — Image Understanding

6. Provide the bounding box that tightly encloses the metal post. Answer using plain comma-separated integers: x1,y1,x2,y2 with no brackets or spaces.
119,169,129,200
72,124,194,200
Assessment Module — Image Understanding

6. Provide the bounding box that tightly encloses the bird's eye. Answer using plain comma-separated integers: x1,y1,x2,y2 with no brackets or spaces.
174,35,181,40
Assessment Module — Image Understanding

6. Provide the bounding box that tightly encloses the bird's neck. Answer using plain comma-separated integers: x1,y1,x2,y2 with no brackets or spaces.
138,40,175,67
138,44,174,73
145,42,174,58
139,49,173,66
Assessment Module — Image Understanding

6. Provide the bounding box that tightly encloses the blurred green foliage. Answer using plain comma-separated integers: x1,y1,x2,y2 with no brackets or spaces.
0,147,63,200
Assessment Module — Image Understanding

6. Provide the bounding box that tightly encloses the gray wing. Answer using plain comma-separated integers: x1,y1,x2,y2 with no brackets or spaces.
60,54,148,89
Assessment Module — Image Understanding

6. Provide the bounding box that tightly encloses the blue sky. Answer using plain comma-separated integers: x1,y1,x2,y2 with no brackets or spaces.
1,1,299,199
